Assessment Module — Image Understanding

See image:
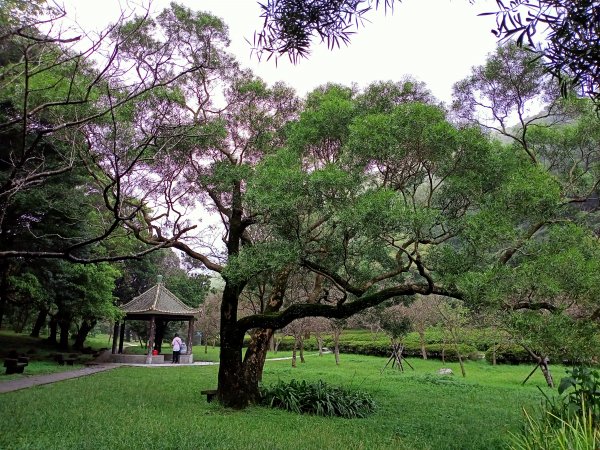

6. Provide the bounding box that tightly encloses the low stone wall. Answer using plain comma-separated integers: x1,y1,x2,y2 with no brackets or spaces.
163,353,194,364
110,354,165,364
110,353,194,364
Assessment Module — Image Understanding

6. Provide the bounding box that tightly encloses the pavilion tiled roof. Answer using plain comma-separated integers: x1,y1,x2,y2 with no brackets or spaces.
120,279,200,317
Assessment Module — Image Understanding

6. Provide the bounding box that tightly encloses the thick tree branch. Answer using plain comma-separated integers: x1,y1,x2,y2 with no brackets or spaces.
236,282,462,333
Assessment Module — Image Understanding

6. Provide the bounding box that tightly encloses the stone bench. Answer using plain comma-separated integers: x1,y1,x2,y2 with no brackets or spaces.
4,356,29,374
201,389,218,403
55,354,78,366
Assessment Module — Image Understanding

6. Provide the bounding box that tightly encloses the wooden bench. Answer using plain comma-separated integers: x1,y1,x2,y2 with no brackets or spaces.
55,354,78,366
201,389,218,403
4,356,29,375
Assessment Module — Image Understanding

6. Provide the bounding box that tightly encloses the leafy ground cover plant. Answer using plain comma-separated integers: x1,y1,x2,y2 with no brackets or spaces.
261,379,376,418
557,366,600,425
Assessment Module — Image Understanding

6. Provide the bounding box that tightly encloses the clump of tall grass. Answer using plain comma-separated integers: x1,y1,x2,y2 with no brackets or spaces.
261,379,376,418
509,404,599,450
511,366,600,449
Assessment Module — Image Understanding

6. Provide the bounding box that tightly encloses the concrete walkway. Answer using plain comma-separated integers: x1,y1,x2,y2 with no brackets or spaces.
0,352,326,394
0,364,119,394
0,361,219,394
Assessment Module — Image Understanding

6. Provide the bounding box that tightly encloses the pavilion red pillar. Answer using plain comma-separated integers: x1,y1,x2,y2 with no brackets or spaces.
146,315,156,364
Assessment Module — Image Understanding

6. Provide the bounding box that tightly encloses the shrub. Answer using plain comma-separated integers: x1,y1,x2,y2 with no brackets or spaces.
260,379,376,418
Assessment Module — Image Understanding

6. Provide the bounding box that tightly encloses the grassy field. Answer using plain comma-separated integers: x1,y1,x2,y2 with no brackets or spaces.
0,333,560,450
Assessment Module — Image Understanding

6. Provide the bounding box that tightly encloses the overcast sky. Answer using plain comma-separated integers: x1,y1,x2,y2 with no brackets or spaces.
63,0,501,103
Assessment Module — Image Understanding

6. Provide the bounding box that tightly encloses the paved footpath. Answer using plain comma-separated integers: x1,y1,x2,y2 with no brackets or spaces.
0,364,120,394
0,352,323,394
0,361,223,394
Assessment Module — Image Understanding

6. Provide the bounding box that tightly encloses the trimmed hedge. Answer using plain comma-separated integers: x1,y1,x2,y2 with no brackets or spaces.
271,333,477,362
247,329,541,365
484,345,536,365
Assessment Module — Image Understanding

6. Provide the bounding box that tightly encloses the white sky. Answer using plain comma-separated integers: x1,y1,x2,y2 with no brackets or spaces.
62,0,501,103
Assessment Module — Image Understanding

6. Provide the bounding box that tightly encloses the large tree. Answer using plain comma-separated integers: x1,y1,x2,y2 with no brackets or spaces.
136,74,580,407
0,1,225,262
452,42,600,383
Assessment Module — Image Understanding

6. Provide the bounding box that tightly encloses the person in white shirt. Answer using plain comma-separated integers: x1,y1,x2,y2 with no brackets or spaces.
171,333,183,363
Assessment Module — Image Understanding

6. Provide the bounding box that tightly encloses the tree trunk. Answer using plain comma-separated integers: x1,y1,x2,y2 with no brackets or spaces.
441,338,446,364
0,261,12,329
74,319,97,350
216,183,291,408
218,331,249,407
218,260,290,407
334,332,340,366
292,339,297,368
274,337,281,353
30,308,47,338
418,330,427,359
217,281,255,408
492,342,497,366
242,327,274,385
14,306,31,333
47,315,58,344
58,317,71,350
449,329,466,377
540,357,554,388
456,346,466,377
269,334,275,351
316,333,324,356
299,337,305,363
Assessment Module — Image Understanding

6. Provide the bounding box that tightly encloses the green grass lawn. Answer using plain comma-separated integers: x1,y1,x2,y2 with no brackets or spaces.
0,343,560,450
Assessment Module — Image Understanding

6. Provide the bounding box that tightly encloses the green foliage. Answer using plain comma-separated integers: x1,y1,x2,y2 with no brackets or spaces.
557,366,600,426
223,240,300,283
261,379,376,418
7,272,44,304
288,84,355,159
380,315,412,340
507,311,600,363
165,272,210,308
354,78,435,114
